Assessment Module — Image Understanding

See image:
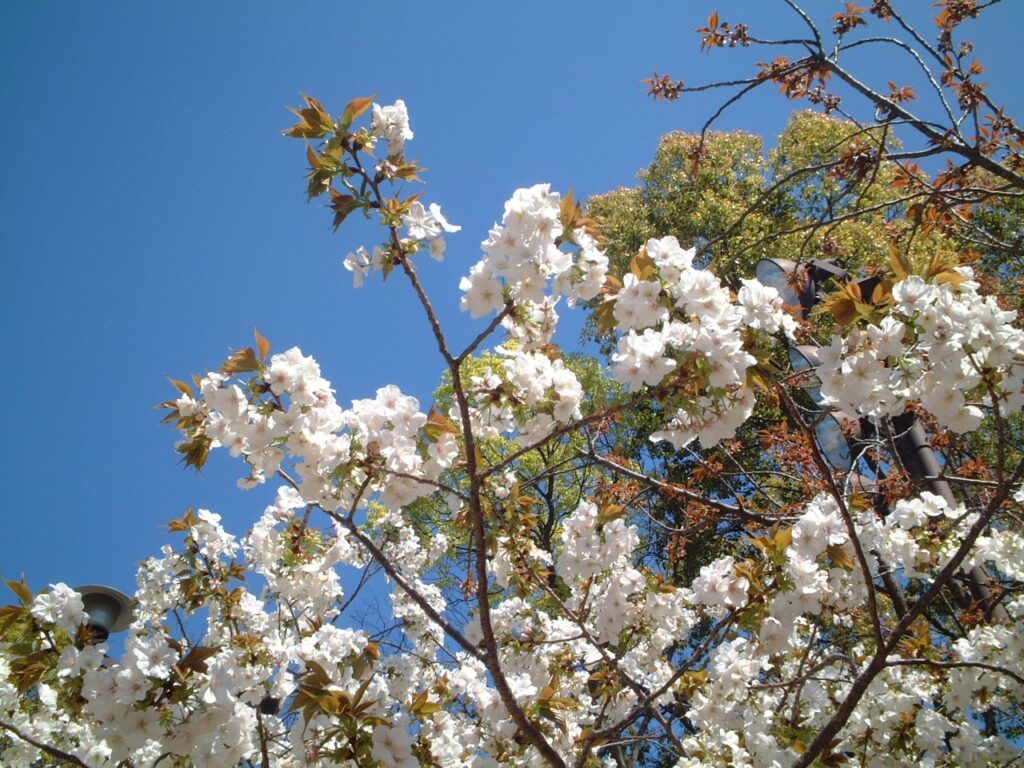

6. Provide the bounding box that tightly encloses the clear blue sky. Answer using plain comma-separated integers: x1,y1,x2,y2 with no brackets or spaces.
2,2,1020,598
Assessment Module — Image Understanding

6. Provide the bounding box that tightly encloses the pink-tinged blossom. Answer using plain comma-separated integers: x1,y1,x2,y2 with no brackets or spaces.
459,263,504,318
646,235,694,285
691,556,749,609
612,328,676,391
344,245,382,287
614,273,668,330
891,275,937,314
738,277,797,337
790,496,848,558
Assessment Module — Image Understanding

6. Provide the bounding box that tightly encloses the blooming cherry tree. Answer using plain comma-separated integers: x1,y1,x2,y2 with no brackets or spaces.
2,94,1023,768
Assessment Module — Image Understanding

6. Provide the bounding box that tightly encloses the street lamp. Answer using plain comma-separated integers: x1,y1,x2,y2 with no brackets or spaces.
75,585,134,642
755,258,847,317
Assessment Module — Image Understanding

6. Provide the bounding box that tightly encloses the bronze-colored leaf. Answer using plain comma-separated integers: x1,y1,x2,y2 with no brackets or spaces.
630,248,656,281
424,409,461,443
598,504,625,525
0,604,24,634
4,578,32,606
284,94,333,139
254,328,271,360
329,190,360,232
774,526,793,551
594,299,618,334
177,645,217,675
394,162,424,182
342,96,376,128
306,144,320,170
221,347,261,375
827,543,854,570
814,282,866,327
870,279,894,305
168,378,194,397
178,435,212,470
168,508,198,533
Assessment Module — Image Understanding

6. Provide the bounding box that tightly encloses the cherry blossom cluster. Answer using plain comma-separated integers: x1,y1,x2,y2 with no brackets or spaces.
818,272,1024,432
609,236,792,449
459,348,585,451
173,347,445,514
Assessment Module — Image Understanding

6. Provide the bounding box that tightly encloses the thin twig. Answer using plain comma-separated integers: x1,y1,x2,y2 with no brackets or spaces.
0,719,94,768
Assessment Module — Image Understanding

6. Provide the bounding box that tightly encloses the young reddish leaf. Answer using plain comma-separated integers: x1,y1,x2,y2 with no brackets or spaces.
168,377,194,397
342,96,376,127
329,190,360,231
221,347,261,375
284,94,334,139
424,409,461,443
254,328,272,360
4,578,32,606
630,248,656,281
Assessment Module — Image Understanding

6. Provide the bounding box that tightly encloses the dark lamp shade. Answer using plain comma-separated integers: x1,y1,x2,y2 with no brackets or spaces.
76,585,134,641
788,345,824,405
755,258,802,312
814,412,853,472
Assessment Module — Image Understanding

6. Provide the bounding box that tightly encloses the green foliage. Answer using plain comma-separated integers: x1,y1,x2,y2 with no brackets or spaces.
588,111,966,288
